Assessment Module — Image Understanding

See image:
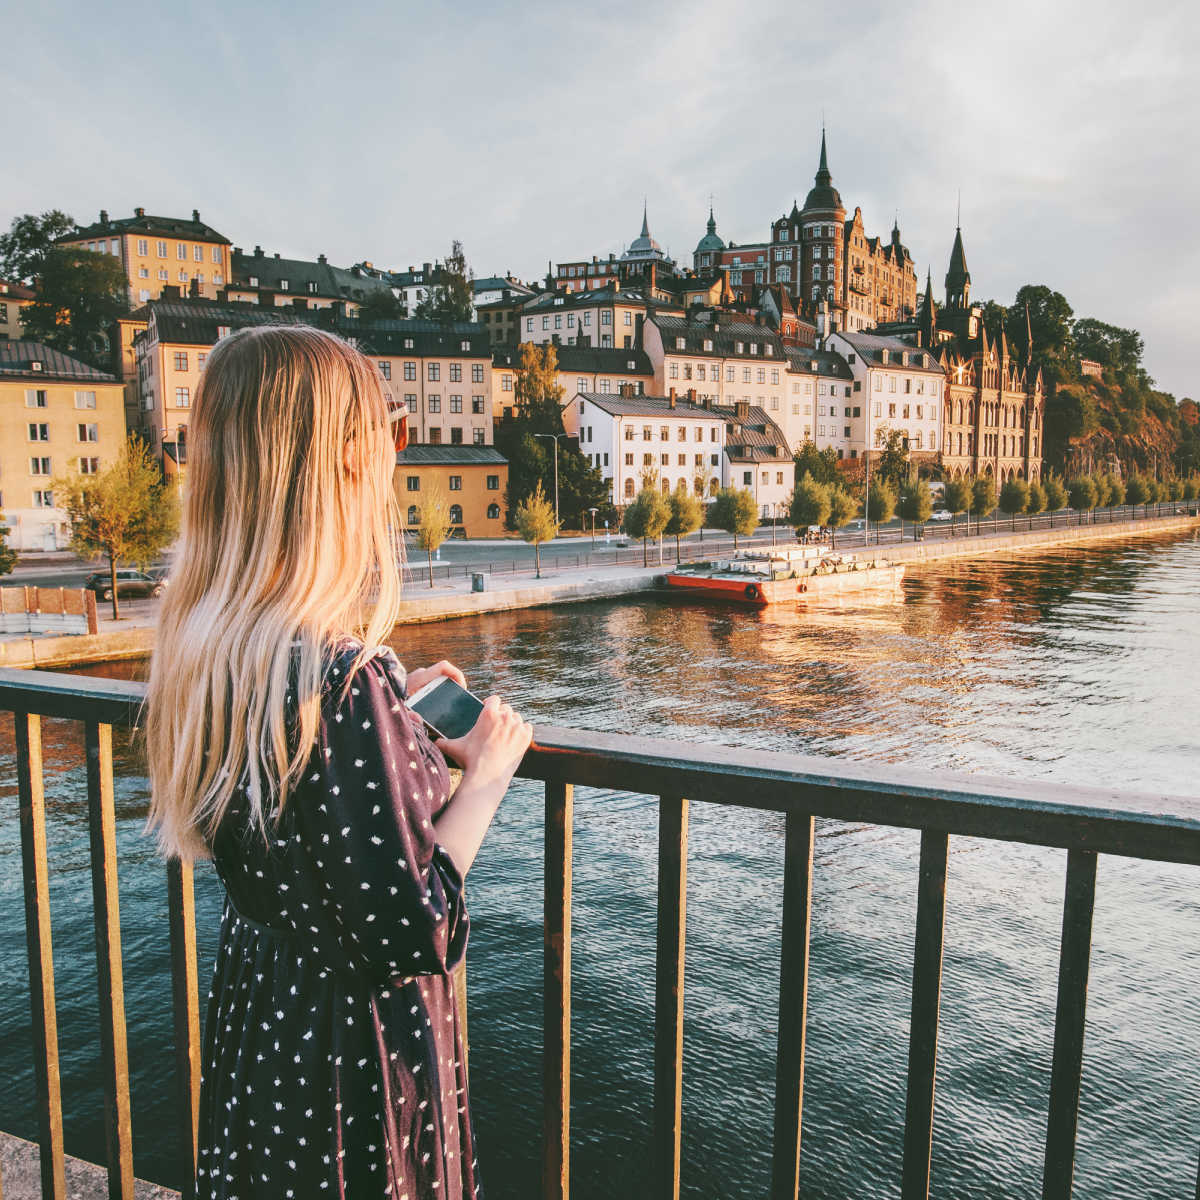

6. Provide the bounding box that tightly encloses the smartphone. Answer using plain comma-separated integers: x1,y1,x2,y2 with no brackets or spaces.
406,675,485,741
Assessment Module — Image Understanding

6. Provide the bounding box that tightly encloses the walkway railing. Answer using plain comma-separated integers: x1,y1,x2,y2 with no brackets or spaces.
3,667,1200,1199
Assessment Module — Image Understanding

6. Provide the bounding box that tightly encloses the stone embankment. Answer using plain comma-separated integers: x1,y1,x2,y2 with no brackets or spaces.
2,514,1196,670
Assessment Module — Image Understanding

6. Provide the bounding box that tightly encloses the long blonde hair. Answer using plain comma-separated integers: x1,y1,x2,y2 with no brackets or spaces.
145,324,403,860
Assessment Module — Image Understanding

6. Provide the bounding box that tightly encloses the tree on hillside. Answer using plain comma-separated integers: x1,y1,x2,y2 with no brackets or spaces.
515,481,560,578
709,487,758,549
414,488,453,588
53,437,179,619
793,439,842,486
789,472,831,535
0,210,76,283
1009,285,1075,380
665,483,703,561
20,247,130,366
1073,318,1145,380
414,239,474,323
623,486,670,566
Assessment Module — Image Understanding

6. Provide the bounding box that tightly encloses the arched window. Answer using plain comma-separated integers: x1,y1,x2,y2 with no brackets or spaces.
661,478,670,494
813,265,822,281
624,478,635,498
407,505,418,526
812,286,820,301
486,503,500,520
176,425,188,465
826,286,834,301
449,504,463,525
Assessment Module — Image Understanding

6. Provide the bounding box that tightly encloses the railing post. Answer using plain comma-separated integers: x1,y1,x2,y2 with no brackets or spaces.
1042,849,1098,1200
901,830,950,1200
544,781,573,1200
84,720,135,1199
167,859,201,1200
15,711,66,1200
653,796,688,1200
770,812,815,1200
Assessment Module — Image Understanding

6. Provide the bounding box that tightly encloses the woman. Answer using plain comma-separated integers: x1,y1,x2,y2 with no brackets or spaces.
145,325,531,1199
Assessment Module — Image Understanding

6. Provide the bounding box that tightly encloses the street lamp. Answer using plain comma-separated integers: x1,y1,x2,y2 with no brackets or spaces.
588,507,599,546
533,432,565,527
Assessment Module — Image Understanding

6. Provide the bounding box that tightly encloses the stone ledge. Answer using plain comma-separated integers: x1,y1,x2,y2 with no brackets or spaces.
0,1131,179,1199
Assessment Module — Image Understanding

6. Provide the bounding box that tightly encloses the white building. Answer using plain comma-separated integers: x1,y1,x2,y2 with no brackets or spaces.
823,330,944,466
562,391,725,505
781,348,856,457
720,402,795,518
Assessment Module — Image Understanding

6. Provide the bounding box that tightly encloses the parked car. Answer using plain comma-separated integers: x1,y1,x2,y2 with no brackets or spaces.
928,509,954,522
84,569,164,600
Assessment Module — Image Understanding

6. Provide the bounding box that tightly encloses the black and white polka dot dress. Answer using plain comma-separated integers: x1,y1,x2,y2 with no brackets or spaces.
196,640,480,1199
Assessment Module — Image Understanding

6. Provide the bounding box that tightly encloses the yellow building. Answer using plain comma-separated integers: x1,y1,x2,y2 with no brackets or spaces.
518,282,682,349
56,208,232,305
0,280,36,340
0,341,125,550
394,446,508,538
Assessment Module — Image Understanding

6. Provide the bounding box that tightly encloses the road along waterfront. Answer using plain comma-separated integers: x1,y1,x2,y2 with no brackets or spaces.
1,528,1199,1197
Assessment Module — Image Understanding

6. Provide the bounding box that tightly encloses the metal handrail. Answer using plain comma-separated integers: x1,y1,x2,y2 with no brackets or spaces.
3,668,1200,1200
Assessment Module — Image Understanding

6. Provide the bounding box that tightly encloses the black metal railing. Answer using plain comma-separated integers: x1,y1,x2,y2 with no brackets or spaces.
3,667,1200,1200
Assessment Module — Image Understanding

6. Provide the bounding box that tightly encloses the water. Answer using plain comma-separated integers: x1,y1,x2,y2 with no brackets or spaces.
2,530,1200,1198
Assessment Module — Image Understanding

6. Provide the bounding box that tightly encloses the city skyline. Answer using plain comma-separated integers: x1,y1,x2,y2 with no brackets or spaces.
6,0,1197,398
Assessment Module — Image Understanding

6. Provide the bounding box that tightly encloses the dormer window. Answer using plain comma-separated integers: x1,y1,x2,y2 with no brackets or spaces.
460,340,470,351
31,361,43,372
880,349,889,364
750,344,758,355
765,345,774,356
809,360,818,371
279,279,289,291
403,337,414,349
249,275,259,287
626,360,635,370
307,281,318,295
901,352,909,366
736,342,744,354
675,336,686,350
217,325,231,339
703,339,713,352
848,354,856,364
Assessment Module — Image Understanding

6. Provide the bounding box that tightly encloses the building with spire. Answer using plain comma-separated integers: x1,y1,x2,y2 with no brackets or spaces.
693,206,726,271
618,204,677,286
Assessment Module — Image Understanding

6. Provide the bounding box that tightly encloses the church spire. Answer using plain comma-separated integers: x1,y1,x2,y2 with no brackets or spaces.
918,268,936,348
1024,300,1034,367
640,201,650,240
707,204,717,235
816,126,831,185
945,221,971,309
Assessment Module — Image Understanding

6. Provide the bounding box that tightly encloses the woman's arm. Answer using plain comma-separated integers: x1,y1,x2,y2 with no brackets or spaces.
433,695,533,876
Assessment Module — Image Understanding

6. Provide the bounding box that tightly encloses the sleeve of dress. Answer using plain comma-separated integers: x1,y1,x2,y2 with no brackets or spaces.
294,652,469,982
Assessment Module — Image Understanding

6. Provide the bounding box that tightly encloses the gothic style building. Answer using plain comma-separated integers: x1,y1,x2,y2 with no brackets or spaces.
929,228,1046,482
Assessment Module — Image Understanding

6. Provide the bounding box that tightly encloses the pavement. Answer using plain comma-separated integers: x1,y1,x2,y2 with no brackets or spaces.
0,1131,178,1199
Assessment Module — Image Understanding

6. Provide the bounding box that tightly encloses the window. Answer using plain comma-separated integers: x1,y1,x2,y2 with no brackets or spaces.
669,363,679,379
193,245,203,262
601,311,612,325
428,363,440,381
449,363,462,382
449,475,462,491
25,389,47,408
660,427,670,441
378,360,392,380
212,246,221,264
472,396,485,414
449,395,463,414
771,369,780,385
473,428,485,445
501,374,513,392
80,456,100,474
137,239,148,256
158,268,168,281
157,241,167,257
711,454,719,466
77,423,99,442
643,427,652,441
30,456,51,474
743,471,753,486
74,390,97,409
174,351,189,371
756,369,766,384
177,243,187,260
542,317,550,330
139,266,149,278
526,318,534,332
844,427,851,438
625,453,634,466
407,505,419,525
726,366,735,383
404,361,417,381
428,396,441,413
624,478,635,498
178,270,189,282
449,504,463,525
405,394,417,412
176,387,191,408
483,474,500,492
643,454,653,466
625,427,634,441
34,489,54,508
28,423,49,441
428,427,441,444
874,375,882,391
406,476,420,492
279,279,289,291
471,363,484,384
661,453,670,466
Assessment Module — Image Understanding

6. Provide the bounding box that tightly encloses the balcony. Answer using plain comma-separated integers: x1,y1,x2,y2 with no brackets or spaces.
2,668,1200,1199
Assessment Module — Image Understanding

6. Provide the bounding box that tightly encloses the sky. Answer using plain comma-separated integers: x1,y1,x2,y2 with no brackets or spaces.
6,0,1199,397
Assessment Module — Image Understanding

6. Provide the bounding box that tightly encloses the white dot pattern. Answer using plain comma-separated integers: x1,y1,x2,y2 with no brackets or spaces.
197,640,480,1198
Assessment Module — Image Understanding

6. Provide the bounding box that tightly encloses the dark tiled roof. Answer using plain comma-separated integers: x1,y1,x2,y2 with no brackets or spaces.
784,349,853,380
351,322,490,358
724,407,791,463
231,250,394,302
60,210,230,245
0,280,36,300
0,340,118,381
653,314,786,360
492,346,652,375
395,445,507,466
145,300,306,345
573,391,717,419
473,276,533,295
834,330,943,373
521,284,680,314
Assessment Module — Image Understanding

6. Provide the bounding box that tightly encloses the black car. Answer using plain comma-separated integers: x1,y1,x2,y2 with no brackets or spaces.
84,569,165,600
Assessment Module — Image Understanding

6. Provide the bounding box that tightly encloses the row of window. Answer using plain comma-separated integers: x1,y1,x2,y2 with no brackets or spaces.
404,473,500,492
126,239,223,263
623,452,720,469
28,423,98,442
27,455,99,477
620,425,721,443
415,427,485,446
405,503,500,524
389,393,486,416
526,309,621,332
25,389,98,409
871,374,939,397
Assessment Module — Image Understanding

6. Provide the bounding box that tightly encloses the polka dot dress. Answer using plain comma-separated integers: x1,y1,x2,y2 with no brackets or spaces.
196,640,481,1199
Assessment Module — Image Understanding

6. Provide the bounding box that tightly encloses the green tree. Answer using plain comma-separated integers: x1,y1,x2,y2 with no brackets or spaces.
414,487,453,588
971,476,997,521
1043,474,1068,512
1168,478,1185,501
356,288,404,320
1144,478,1161,504
789,472,831,534
1073,318,1144,379
867,478,896,523
0,514,18,576
1026,481,1047,516
1182,477,1198,501
1009,285,1075,377
999,478,1030,527
0,210,76,284
1068,475,1098,514
664,483,703,561
792,439,841,486
826,486,857,549
873,428,911,487
709,487,759,549
943,477,972,534
53,437,178,619
515,481,560,578
898,480,933,529
1103,474,1125,508
623,486,670,566
414,239,474,323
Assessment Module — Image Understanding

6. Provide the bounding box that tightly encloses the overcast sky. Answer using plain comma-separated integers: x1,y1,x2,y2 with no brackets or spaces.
7,0,1198,397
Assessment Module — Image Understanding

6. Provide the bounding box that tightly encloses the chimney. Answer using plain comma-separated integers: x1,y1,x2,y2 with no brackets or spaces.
635,313,644,347
162,284,181,300
687,388,697,405
736,399,750,421
254,245,264,257
318,253,327,264
668,386,677,408
99,209,109,224
274,252,280,259
134,207,145,218
192,209,200,222
423,262,432,274
187,277,200,298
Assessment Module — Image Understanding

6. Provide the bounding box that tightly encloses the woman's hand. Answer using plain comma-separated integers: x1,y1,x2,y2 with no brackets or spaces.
435,695,533,788
405,660,467,697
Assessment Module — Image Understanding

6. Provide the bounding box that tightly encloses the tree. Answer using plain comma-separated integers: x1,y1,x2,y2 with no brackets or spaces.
1043,474,1068,512
1009,285,1075,376
1073,318,1144,380
414,488,453,588
0,515,18,577
623,486,670,566
898,480,933,528
999,478,1030,528
873,428,911,488
709,487,758,549
1182,477,1198,501
1026,481,1047,516
944,477,971,534
1102,474,1125,508
665,484,703,561
356,288,404,320
1143,478,1161,504
792,439,841,486
515,481,560,578
971,476,997,522
867,478,896,523
1168,478,1185,501
826,486,858,549
789,472,831,534
414,239,474,323
53,437,178,619
1068,475,1098,516
0,210,76,284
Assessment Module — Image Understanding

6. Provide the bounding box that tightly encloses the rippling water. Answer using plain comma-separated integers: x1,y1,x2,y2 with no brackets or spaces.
2,530,1199,1198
